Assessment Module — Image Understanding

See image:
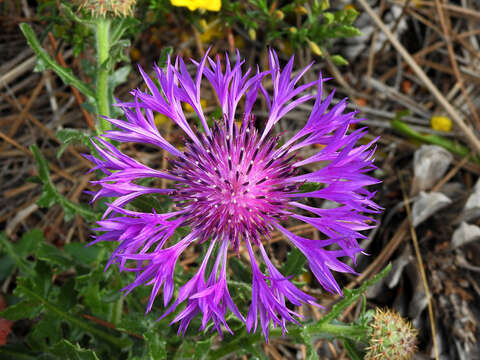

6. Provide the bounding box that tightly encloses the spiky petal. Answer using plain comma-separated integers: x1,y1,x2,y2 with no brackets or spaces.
88,49,381,339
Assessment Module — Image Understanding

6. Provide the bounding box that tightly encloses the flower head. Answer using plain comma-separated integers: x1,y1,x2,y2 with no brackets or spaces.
78,0,137,17
87,49,381,338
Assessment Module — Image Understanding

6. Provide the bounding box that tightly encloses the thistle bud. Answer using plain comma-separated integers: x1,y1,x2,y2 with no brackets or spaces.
78,0,136,17
365,309,418,360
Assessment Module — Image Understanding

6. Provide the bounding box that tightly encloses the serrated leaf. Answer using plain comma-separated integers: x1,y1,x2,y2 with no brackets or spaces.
31,145,97,222
50,339,100,360
16,281,132,349
37,243,73,269
0,301,42,321
144,330,166,360
16,229,43,257
56,128,92,158
20,24,95,101
318,264,392,326
0,232,35,276
31,312,63,346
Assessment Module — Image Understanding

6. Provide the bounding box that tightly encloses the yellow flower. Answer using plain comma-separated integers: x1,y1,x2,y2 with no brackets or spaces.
431,115,452,132
170,0,221,11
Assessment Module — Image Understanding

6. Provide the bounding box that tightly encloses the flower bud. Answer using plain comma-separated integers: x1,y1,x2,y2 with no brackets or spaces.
365,308,418,360
296,5,308,15
248,28,256,41
273,10,285,20
78,0,136,17
307,40,322,56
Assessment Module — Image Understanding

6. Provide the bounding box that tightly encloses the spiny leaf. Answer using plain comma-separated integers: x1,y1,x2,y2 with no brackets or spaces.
31,145,97,222
49,339,100,360
20,23,95,100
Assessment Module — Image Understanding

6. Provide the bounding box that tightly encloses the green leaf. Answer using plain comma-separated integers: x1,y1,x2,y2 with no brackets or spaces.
31,145,97,222
16,280,132,349
30,312,63,347
336,25,362,38
281,247,306,277
323,12,334,25
64,243,101,265
56,128,93,158
19,23,95,101
0,232,35,276
192,337,213,360
144,330,167,360
343,8,359,25
330,54,349,66
16,229,44,257
108,66,131,89
0,300,42,321
50,340,100,360
37,243,73,269
318,264,392,326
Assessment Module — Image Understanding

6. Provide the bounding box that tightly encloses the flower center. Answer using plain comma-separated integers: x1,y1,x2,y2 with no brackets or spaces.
170,117,298,250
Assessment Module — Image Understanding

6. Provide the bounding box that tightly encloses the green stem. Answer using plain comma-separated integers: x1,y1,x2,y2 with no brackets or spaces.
96,16,112,133
210,322,367,359
391,119,479,163
20,285,131,349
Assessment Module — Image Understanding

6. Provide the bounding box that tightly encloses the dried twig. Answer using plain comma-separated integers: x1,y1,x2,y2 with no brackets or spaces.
357,0,480,155
398,172,439,360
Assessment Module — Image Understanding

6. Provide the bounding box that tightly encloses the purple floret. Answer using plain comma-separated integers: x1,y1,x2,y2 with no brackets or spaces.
88,49,380,339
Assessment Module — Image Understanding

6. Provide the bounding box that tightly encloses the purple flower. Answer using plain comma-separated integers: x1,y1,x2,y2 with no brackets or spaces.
88,49,381,338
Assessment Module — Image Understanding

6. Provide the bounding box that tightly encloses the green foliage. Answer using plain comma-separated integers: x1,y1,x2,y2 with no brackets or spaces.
281,247,306,277
56,128,94,158
30,145,97,222
221,0,361,63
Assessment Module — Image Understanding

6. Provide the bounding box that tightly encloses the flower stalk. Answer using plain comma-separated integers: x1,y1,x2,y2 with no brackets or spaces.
96,16,112,132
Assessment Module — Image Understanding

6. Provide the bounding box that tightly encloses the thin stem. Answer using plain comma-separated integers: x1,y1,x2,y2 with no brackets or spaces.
96,16,112,133
210,322,367,359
